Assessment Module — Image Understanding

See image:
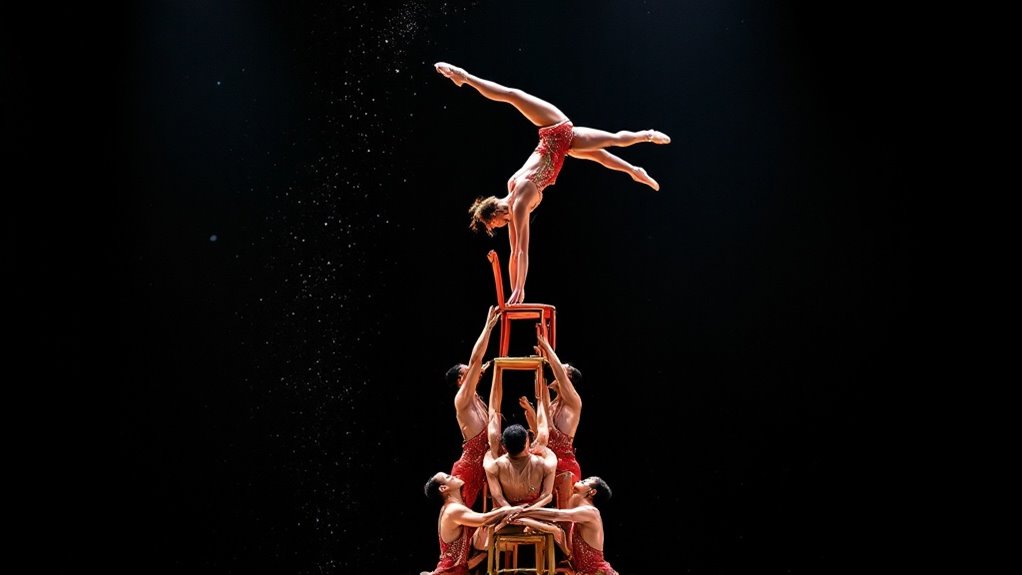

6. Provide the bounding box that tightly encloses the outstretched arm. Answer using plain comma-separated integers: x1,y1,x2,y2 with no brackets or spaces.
506,195,531,304
519,396,538,439
514,517,561,532
525,448,557,511
507,214,519,293
519,504,600,525
534,368,551,450
448,503,524,528
486,367,504,459
536,331,581,436
454,306,500,413
483,358,510,506
529,379,558,509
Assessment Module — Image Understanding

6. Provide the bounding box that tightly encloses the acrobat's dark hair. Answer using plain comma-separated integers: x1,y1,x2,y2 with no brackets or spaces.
468,196,501,236
563,364,582,387
501,423,529,456
445,364,466,387
424,475,444,502
588,476,612,505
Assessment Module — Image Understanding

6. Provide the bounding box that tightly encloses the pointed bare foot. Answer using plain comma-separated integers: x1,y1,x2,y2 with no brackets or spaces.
632,166,660,191
434,62,467,87
645,129,671,144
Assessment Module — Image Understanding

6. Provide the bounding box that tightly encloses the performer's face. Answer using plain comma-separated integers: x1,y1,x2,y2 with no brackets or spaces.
574,478,595,494
436,472,463,491
486,212,511,232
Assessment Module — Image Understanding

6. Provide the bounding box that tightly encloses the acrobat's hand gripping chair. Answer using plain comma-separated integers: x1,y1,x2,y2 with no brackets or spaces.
487,250,557,357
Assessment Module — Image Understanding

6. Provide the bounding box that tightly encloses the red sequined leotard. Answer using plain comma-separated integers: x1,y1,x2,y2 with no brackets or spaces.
450,429,488,509
525,120,574,191
569,525,618,575
429,523,476,575
548,426,582,483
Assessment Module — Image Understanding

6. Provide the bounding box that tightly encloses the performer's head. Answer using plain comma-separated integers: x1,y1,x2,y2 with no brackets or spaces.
424,472,464,503
445,362,490,388
549,363,582,395
501,423,530,456
577,476,612,505
446,364,468,387
469,196,510,236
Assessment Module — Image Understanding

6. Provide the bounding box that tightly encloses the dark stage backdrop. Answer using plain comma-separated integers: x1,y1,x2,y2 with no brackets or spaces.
89,1,916,573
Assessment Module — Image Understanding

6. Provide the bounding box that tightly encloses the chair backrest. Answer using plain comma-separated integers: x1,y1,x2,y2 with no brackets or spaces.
487,249,506,307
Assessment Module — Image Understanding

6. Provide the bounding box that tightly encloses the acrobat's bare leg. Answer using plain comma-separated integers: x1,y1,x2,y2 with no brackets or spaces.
568,149,660,191
435,62,567,127
570,126,670,150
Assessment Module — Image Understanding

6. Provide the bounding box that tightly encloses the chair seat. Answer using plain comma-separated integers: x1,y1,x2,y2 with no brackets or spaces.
504,306,555,319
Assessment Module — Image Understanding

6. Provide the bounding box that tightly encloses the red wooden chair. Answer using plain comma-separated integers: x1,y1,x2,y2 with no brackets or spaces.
487,249,557,357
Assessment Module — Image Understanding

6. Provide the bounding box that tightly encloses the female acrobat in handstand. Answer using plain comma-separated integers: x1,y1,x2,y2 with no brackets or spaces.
435,62,670,304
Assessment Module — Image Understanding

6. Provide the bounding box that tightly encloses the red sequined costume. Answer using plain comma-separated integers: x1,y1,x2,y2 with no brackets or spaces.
429,523,476,575
525,120,574,191
569,525,618,575
548,426,582,483
450,429,488,509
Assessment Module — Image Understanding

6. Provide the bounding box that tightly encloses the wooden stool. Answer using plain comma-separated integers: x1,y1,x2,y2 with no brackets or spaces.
488,525,555,575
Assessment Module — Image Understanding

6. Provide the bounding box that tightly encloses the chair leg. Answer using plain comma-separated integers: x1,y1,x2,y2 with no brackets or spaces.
549,312,556,351
500,318,510,357
547,533,555,574
489,536,558,575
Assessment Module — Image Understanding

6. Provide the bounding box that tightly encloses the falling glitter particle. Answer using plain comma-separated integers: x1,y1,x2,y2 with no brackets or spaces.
210,234,218,242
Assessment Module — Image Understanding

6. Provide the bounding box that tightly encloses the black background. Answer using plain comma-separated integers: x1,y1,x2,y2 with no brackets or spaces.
10,1,927,573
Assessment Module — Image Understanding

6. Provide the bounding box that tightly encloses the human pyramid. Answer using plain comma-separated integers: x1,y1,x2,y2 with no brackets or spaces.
422,63,670,575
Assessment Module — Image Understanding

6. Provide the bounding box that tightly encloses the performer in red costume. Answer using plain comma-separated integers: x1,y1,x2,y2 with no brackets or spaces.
520,330,583,509
421,472,524,575
445,306,501,509
513,476,619,575
434,62,670,305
